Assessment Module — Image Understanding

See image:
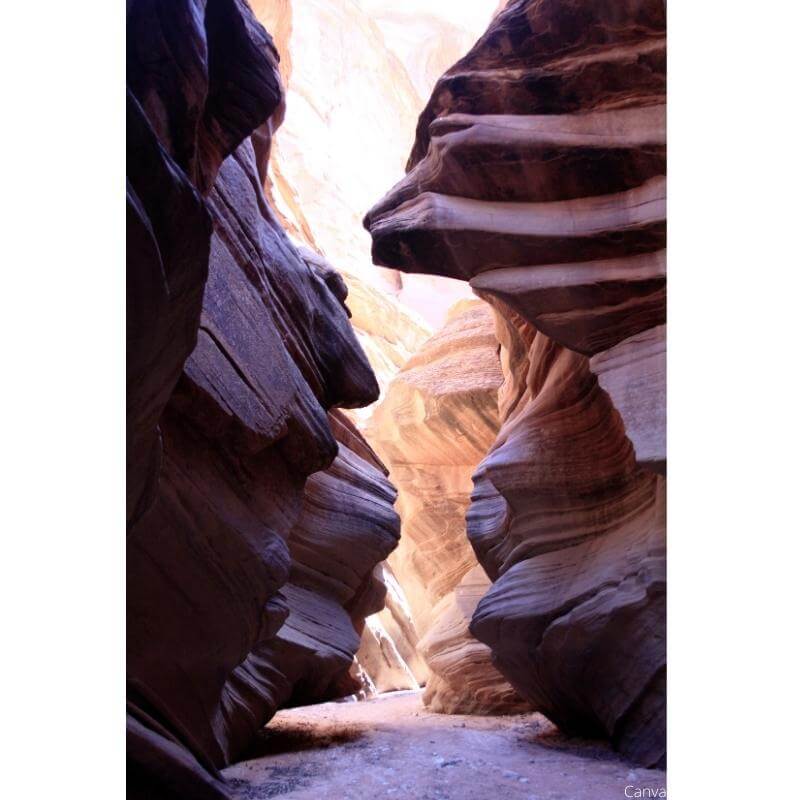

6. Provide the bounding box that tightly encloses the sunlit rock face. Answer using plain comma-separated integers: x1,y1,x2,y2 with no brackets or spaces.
368,301,502,634
250,0,500,330
366,0,666,767
420,566,530,715
127,3,398,796
366,300,527,711
360,0,492,101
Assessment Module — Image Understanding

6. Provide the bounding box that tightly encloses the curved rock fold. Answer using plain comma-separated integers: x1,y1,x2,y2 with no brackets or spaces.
365,0,667,767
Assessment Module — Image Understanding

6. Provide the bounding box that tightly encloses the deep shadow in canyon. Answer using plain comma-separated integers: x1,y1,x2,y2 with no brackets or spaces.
126,0,666,797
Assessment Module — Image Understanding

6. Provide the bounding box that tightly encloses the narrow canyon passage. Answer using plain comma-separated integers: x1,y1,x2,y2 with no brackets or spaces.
126,1,667,798
224,692,667,800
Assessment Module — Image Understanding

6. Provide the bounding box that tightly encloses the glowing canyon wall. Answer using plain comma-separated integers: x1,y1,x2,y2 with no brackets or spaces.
249,0,495,330
242,0,503,696
366,300,529,713
366,0,667,767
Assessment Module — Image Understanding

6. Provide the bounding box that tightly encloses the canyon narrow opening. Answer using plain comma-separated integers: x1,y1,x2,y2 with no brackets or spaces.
127,1,667,798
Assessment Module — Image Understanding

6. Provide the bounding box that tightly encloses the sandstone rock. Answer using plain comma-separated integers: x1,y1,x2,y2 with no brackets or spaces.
365,0,667,766
300,251,433,427
127,3,285,795
367,300,527,712
355,561,429,694
128,124,391,769
126,0,283,528
468,308,666,768
404,0,666,171
365,0,666,353
591,325,666,474
420,566,531,715
128,2,398,794
126,86,210,530
248,0,497,690
219,410,400,760
368,301,503,636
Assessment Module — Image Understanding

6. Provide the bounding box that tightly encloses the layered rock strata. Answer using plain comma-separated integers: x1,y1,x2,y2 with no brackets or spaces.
367,300,527,712
368,301,503,636
366,0,666,766
218,410,401,761
420,565,531,715
127,2,398,796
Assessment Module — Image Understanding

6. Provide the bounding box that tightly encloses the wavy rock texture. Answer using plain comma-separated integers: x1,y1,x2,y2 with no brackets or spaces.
367,300,527,712
420,565,531,715
248,0,445,691
237,6,506,697
127,2,398,796
368,301,502,634
351,561,429,695
468,307,666,767
220,410,400,760
126,0,283,529
366,0,666,766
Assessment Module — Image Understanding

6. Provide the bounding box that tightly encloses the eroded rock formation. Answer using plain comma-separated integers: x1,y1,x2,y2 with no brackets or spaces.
367,300,528,712
217,410,401,761
368,301,502,635
420,565,531,715
127,2,398,796
366,0,666,767
352,560,429,694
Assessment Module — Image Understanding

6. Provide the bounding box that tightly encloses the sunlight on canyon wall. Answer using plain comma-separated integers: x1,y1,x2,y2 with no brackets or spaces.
251,0,499,331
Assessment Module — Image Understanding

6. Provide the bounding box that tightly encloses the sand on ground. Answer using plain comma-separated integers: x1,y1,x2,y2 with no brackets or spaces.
223,690,666,799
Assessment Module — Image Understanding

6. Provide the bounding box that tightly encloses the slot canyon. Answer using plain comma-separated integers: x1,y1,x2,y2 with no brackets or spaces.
126,0,666,798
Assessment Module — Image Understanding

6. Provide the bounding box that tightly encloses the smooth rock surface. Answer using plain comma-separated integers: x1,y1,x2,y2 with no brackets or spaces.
368,301,503,636
367,300,528,712
591,325,666,473
470,307,666,768
420,566,531,715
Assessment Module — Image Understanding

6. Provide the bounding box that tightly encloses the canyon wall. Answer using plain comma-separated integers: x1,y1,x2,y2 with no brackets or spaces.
127,2,398,797
366,0,666,766
419,565,530,715
368,301,502,635
368,300,528,713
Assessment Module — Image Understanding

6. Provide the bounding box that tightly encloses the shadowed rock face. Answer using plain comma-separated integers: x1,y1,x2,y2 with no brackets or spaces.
217,409,400,763
365,0,666,767
127,2,397,796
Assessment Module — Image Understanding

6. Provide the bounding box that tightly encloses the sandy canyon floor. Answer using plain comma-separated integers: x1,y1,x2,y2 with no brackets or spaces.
223,690,666,799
